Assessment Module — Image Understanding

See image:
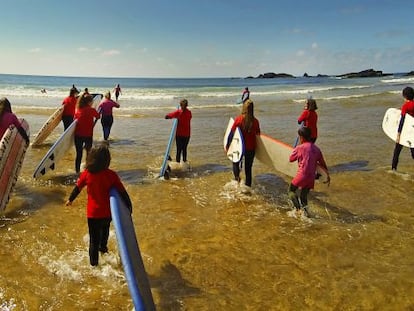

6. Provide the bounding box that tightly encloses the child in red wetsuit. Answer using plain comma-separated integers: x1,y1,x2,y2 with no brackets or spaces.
165,99,192,163
298,97,318,143
392,86,414,170
288,126,330,216
226,99,260,187
66,144,132,266
61,87,79,130
74,93,100,173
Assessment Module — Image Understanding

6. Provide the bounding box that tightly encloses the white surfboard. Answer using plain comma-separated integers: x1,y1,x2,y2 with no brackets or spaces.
31,106,64,146
33,120,77,178
109,188,155,311
0,119,29,212
223,118,244,163
382,107,414,148
256,133,329,182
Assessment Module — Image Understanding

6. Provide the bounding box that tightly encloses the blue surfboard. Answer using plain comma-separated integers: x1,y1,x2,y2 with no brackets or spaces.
109,188,155,311
159,118,178,178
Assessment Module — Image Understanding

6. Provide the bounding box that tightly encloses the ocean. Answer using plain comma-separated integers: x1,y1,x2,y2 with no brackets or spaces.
1,73,414,310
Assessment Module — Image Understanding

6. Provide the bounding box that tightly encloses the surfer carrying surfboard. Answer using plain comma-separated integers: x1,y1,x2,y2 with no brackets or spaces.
226,99,260,187
61,87,79,130
391,86,414,171
288,126,329,216
0,98,30,145
165,99,192,163
65,144,132,266
74,93,100,173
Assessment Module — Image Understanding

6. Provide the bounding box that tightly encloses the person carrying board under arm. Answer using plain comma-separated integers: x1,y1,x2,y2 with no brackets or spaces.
73,93,100,173
392,86,414,171
165,99,192,163
226,99,260,187
61,87,79,130
0,97,30,145
288,126,330,217
66,144,132,266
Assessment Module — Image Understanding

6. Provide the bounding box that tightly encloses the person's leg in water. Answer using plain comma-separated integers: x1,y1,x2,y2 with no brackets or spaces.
181,136,190,162
288,183,301,210
88,218,101,266
299,187,310,216
99,218,111,253
244,150,255,187
74,136,84,173
232,156,242,183
175,136,185,162
392,143,403,170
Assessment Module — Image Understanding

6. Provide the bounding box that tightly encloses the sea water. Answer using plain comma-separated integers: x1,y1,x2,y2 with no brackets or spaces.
0,73,414,310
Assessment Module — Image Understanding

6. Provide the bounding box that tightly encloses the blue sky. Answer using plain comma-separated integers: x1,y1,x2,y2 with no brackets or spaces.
0,0,413,78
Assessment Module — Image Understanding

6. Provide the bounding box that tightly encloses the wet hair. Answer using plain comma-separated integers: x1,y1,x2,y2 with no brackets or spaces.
298,126,312,142
180,99,188,108
306,98,318,111
241,99,254,132
0,97,12,115
70,88,78,96
85,144,111,173
76,92,93,109
402,87,414,100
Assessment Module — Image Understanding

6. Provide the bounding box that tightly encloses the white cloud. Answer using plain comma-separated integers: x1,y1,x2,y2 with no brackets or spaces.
29,48,41,53
102,49,120,56
311,43,318,49
296,50,305,57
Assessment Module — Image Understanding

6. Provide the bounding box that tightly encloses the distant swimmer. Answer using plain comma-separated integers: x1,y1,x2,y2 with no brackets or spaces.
41,88,47,94
113,84,121,101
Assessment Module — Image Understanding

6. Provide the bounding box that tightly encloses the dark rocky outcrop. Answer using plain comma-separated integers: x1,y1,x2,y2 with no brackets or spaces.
405,71,414,76
244,68,399,79
336,69,392,78
255,72,295,79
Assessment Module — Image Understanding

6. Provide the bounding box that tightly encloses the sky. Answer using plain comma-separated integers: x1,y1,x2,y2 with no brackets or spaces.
0,0,413,78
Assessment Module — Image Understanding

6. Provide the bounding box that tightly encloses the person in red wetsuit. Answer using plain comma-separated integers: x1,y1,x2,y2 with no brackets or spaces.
226,99,260,187
0,97,29,144
297,97,318,143
74,93,100,173
97,91,120,141
61,87,79,130
66,144,132,266
392,86,414,170
288,126,329,217
165,99,192,163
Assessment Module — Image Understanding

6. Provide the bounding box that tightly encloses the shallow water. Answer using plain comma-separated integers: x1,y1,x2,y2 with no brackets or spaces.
1,91,414,310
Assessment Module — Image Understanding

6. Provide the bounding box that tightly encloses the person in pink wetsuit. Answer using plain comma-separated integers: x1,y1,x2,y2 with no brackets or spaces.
0,97,30,145
288,126,330,216
97,91,120,141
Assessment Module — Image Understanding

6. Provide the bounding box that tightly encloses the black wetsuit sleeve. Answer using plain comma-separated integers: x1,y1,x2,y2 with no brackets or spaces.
119,190,133,213
226,131,234,149
398,114,406,133
68,186,81,202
